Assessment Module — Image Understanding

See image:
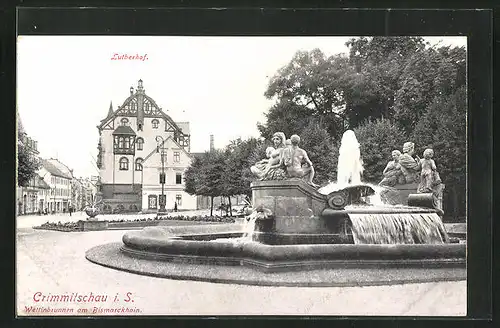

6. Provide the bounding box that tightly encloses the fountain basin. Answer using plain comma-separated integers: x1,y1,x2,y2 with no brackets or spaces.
120,225,465,272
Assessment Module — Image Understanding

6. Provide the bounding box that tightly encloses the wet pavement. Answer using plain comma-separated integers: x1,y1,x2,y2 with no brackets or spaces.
16,221,466,316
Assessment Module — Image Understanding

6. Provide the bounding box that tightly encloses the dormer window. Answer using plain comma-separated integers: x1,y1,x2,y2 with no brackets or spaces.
121,118,129,126
152,119,159,129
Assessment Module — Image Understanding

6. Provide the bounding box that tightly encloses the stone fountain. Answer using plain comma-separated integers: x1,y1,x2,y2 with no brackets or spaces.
78,193,109,231
86,130,465,285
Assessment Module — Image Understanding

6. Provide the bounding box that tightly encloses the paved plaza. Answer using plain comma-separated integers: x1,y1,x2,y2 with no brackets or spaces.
16,215,466,316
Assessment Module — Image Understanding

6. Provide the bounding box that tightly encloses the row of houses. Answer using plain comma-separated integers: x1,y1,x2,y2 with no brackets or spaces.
16,112,98,215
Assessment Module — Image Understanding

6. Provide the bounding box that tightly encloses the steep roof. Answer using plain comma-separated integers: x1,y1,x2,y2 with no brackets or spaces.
41,159,72,179
34,175,50,189
142,135,192,163
112,125,136,136
46,159,73,178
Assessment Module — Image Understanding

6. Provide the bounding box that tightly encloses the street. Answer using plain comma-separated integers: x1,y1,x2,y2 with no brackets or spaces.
16,210,213,229
16,219,466,316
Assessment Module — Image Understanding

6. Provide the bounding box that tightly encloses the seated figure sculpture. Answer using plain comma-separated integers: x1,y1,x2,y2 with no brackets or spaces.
250,146,275,180
399,142,421,184
379,150,405,187
285,134,318,187
250,132,287,181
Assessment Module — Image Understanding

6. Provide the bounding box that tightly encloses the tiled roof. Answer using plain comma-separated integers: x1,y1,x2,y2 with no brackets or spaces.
34,175,50,189
112,125,136,136
41,159,72,179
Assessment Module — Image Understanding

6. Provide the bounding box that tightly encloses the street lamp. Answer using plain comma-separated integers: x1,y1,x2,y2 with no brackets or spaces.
155,136,167,214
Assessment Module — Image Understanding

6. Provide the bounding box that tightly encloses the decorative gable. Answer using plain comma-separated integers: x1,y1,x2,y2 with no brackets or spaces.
97,80,191,152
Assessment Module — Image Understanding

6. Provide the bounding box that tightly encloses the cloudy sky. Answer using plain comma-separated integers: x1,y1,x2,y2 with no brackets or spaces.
17,36,466,178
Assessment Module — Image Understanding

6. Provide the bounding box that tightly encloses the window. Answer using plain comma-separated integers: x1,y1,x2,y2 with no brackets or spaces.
176,194,182,206
176,173,182,184
121,118,129,126
174,151,180,163
124,137,130,149
152,119,159,129
136,138,144,150
135,158,143,171
118,137,124,148
119,157,129,170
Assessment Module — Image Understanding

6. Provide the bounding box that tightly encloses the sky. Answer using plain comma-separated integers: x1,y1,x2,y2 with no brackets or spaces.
17,36,466,178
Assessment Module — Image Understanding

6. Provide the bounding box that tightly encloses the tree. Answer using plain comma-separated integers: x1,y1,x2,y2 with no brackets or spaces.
344,37,427,128
393,45,466,134
412,86,466,218
17,142,40,187
353,118,406,184
184,151,225,216
264,49,351,138
257,99,313,140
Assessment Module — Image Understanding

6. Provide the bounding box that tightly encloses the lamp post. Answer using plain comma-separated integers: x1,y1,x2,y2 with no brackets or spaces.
155,136,167,214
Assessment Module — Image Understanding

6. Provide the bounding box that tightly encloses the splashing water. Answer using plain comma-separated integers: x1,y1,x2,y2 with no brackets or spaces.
337,130,363,186
242,216,257,240
210,214,257,244
348,213,448,244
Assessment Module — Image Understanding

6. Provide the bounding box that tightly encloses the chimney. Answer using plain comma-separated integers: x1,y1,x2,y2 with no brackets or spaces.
210,135,214,152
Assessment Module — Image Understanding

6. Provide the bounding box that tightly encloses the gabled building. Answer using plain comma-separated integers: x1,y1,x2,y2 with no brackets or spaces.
96,79,196,213
39,159,72,213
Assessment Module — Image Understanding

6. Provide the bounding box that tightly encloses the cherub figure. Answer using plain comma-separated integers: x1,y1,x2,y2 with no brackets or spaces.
418,148,437,193
283,139,292,167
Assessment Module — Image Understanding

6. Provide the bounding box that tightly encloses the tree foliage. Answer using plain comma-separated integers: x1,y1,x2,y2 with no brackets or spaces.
184,151,225,216
353,118,407,183
17,142,40,187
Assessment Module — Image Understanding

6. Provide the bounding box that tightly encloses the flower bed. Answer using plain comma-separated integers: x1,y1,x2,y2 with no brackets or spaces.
33,221,83,232
32,215,237,232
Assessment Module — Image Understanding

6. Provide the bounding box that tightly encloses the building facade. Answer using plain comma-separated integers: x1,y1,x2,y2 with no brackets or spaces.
16,110,49,215
96,80,196,213
39,159,72,213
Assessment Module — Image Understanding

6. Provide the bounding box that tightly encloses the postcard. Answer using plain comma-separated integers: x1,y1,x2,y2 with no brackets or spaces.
16,34,467,316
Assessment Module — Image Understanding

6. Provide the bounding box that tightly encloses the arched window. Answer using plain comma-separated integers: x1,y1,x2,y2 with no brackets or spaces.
135,158,143,171
121,118,129,126
152,119,159,129
136,137,144,150
119,157,129,170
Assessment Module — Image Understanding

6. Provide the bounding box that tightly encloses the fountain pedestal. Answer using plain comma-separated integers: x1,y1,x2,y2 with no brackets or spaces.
78,220,109,231
250,180,354,244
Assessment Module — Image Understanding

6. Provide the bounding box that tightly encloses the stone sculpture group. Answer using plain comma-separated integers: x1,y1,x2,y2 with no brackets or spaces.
250,132,318,187
250,132,445,214
379,141,444,212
